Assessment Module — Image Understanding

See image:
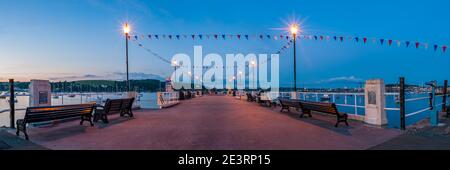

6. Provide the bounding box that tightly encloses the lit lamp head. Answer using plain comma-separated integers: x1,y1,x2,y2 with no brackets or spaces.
290,24,299,35
172,60,178,66
123,23,131,35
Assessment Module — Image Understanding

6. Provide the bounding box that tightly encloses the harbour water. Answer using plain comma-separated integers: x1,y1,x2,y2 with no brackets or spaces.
0,92,159,127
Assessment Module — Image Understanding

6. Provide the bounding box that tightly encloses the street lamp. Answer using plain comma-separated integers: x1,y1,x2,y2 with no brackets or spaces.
123,23,131,92
250,60,257,90
172,60,178,83
290,24,299,93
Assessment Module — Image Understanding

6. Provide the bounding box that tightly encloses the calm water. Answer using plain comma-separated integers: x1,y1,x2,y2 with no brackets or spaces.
0,92,159,127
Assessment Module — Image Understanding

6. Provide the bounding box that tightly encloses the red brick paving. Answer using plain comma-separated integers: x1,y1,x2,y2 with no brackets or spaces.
16,96,401,150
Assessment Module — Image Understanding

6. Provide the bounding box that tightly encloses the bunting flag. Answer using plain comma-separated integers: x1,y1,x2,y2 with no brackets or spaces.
133,33,447,54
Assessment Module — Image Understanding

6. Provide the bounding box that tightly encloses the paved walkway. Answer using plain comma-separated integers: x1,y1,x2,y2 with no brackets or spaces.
3,96,401,150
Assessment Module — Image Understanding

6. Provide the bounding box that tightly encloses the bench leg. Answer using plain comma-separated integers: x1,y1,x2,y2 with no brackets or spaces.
16,119,29,140
101,114,109,124
300,110,312,118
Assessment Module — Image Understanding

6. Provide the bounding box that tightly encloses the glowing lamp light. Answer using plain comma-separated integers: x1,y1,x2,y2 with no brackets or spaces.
123,23,131,34
290,24,299,35
172,60,178,66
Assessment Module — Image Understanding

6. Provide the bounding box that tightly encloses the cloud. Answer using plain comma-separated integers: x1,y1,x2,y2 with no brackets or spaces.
318,76,363,84
49,74,104,81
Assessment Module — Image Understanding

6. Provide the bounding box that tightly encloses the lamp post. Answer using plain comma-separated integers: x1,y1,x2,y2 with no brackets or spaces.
250,60,256,91
123,23,131,92
290,24,299,92
238,71,243,99
172,60,178,83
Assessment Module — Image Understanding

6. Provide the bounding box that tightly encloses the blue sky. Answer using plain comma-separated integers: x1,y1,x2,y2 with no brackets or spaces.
0,0,449,87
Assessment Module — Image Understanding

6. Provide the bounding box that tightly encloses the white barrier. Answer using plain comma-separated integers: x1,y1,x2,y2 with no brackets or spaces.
156,92,180,109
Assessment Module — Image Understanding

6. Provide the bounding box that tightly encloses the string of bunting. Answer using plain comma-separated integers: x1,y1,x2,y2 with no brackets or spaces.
130,33,448,53
132,36,292,69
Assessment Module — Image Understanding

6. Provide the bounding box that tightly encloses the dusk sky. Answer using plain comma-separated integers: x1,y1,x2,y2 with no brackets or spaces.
0,0,449,87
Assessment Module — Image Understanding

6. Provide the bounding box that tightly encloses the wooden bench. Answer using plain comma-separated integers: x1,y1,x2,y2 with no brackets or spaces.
278,98,349,127
278,98,302,112
246,93,256,102
93,98,135,124
16,104,95,140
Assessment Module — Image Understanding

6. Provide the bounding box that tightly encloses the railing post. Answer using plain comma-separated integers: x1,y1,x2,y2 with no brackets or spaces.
399,77,406,130
443,80,448,112
9,79,15,129
354,94,358,116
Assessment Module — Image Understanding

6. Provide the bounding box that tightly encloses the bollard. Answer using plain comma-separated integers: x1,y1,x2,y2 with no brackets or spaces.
9,79,15,129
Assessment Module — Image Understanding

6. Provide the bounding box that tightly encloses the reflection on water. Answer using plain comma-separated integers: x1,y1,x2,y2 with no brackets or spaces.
0,92,158,127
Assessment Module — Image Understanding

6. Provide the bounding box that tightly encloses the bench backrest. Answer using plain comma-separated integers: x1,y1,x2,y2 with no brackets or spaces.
24,104,95,123
121,98,135,111
104,98,134,114
299,100,340,115
279,98,301,108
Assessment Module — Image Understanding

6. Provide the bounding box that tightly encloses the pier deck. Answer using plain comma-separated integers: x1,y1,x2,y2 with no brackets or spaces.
5,96,401,150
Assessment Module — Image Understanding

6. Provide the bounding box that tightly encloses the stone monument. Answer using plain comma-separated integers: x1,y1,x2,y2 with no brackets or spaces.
364,79,387,126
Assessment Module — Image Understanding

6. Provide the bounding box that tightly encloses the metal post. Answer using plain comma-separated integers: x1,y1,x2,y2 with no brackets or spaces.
442,80,448,112
125,33,130,92
399,77,406,130
429,81,438,126
354,94,358,116
293,34,297,92
9,79,15,129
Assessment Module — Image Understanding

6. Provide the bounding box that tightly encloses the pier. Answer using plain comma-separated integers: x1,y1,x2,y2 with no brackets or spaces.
2,95,401,150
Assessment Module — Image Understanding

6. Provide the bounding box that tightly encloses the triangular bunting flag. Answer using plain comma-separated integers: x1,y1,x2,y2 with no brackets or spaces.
191,35,195,40
148,35,152,39
415,42,420,49
434,45,438,51
405,41,410,47
363,37,367,44
245,35,249,40
443,46,447,53
339,36,344,42
355,37,359,42
237,35,241,40
222,34,226,39
176,35,180,40
388,40,393,46
380,39,385,45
